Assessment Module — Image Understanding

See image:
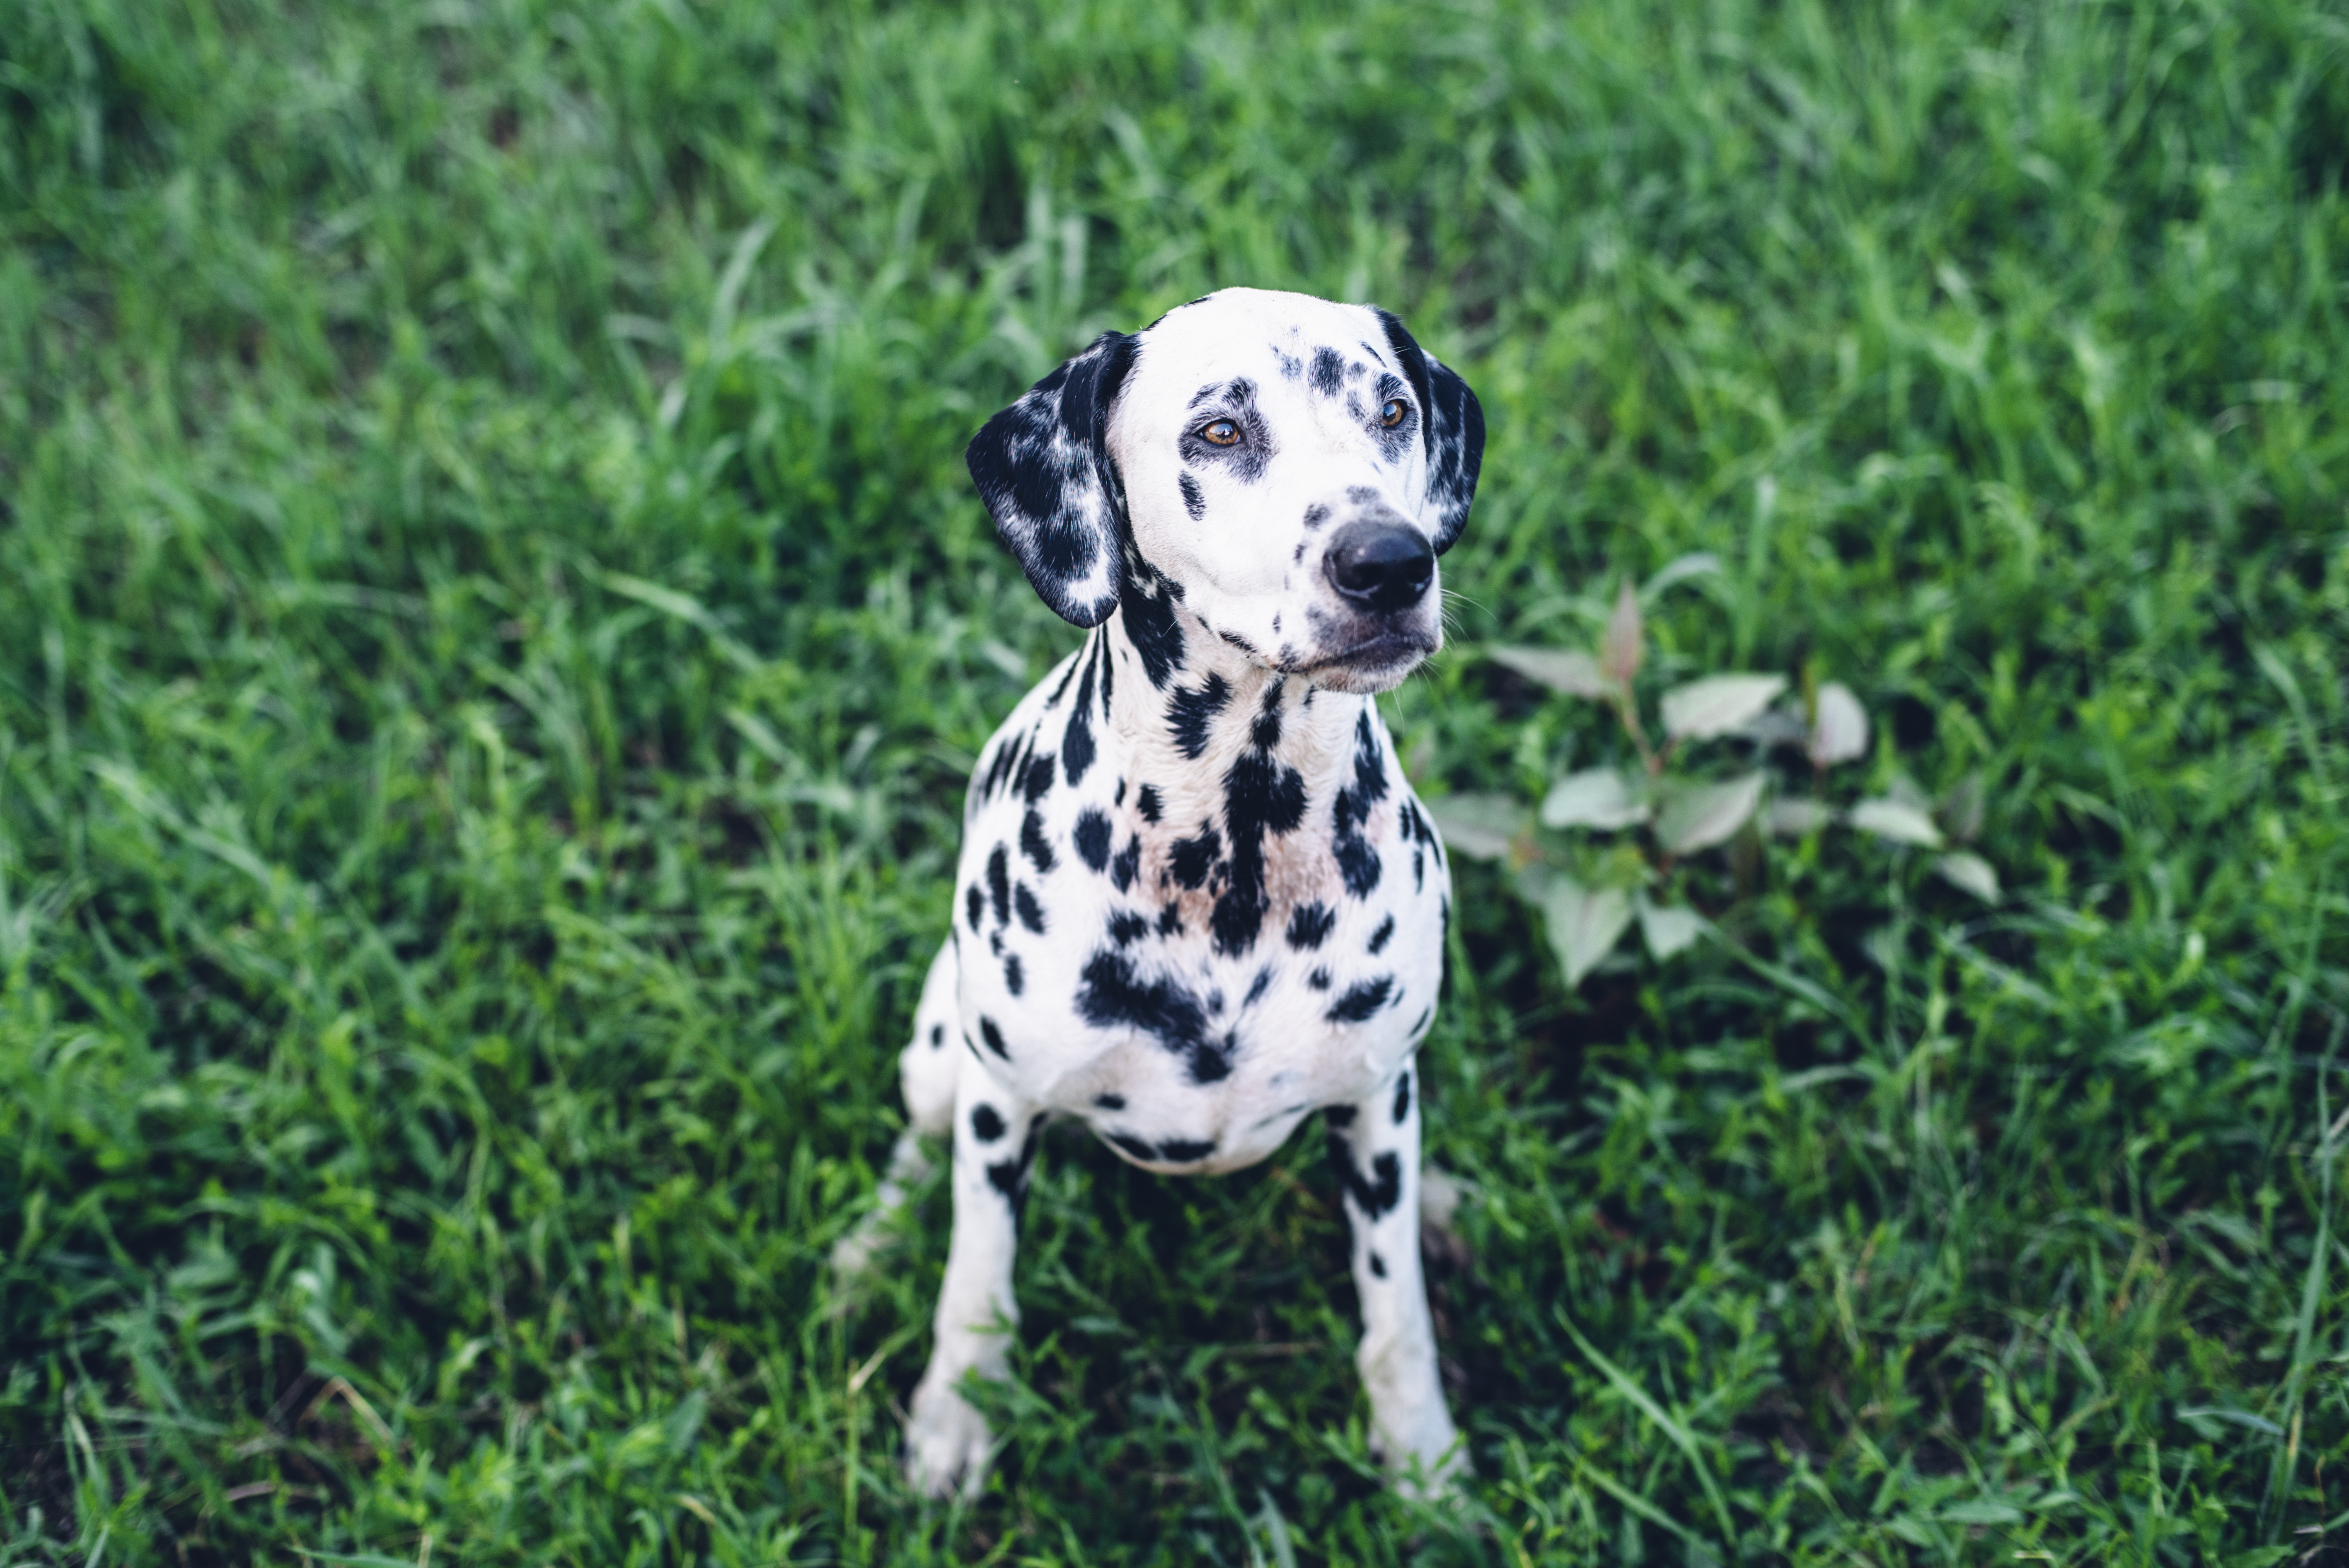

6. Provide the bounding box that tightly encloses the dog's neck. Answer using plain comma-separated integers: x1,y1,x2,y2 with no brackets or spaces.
1098,569,1371,831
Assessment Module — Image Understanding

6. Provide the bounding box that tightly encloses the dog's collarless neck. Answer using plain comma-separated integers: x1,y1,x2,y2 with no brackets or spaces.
1100,600,1367,792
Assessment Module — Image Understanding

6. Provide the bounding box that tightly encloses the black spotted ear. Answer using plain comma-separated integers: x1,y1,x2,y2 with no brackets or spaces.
966,332,1140,627
1374,309,1485,554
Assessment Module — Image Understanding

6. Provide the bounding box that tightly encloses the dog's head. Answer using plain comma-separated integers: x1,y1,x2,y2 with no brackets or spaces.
967,288,1484,694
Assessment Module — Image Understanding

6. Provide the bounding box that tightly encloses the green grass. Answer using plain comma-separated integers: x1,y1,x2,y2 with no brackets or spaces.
2,0,2346,1561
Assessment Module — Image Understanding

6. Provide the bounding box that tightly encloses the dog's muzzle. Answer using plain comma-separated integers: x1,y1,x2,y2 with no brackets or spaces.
1323,515,1434,615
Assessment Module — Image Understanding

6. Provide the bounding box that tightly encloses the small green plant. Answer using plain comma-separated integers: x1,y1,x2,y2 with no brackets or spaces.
1429,570,2000,989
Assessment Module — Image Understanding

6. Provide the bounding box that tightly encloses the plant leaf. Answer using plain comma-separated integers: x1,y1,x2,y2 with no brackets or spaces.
1539,767,1649,830
1660,674,1788,741
1422,793,1522,861
1653,772,1767,854
1848,798,1945,847
1641,551,1722,598
1766,797,1836,837
1601,578,1644,685
1486,645,1612,699
1807,681,1870,767
1934,851,2000,901
1745,702,1811,749
1540,876,1634,987
1635,895,1708,959
1942,771,1986,842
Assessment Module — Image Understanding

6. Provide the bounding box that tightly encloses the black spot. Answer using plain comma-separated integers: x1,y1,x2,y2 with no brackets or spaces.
1107,1131,1159,1162
966,883,985,932
1309,967,1331,990
1324,1105,1358,1128
1179,472,1205,520
1108,910,1149,945
1302,503,1330,530
1210,744,1308,956
1251,682,1285,750
1326,976,1393,1022
931,1023,946,1049
1287,902,1336,949
1392,1071,1411,1125
1062,641,1099,786
1158,1137,1216,1163
1168,672,1231,759
987,1159,1021,1202
1207,989,1225,1016
1157,902,1184,936
1024,753,1056,803
1169,824,1221,889
1369,1251,1387,1279
1094,1093,1126,1110
1045,651,1084,708
1137,784,1163,823
1331,710,1389,899
987,844,1011,925
1077,949,1210,1057
1074,808,1113,871
1021,809,1056,873
1310,346,1345,396
1189,1034,1235,1084
980,1016,1009,1057
1327,1142,1403,1220
1114,777,1127,806
971,1103,1006,1142
979,738,1014,802
985,1115,1045,1217
1413,848,1424,890
1368,915,1395,954
1015,882,1047,934
1409,1007,1430,1036
1120,561,1187,688
1111,836,1142,892
1243,967,1272,1007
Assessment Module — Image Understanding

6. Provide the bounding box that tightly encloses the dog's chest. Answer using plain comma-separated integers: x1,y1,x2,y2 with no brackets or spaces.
951,634,1450,1171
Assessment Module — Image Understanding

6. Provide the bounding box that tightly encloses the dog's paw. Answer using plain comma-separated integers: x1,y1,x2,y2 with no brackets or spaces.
1372,1400,1471,1500
1389,1431,1474,1500
905,1377,994,1501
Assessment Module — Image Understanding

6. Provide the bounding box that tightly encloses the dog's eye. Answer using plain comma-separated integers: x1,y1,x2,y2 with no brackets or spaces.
1200,418,1240,446
1381,399,1408,429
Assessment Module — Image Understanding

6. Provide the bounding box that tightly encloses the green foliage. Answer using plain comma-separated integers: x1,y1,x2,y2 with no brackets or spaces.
0,0,2344,1561
1436,570,2005,989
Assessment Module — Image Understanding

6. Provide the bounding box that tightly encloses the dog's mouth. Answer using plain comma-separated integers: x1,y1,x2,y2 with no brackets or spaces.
1295,627,1440,690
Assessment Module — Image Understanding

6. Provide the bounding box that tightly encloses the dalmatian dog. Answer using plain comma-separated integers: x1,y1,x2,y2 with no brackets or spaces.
855,286,1484,1499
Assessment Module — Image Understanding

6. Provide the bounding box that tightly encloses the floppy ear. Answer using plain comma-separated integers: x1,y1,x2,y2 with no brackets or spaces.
1374,309,1485,554
966,332,1140,627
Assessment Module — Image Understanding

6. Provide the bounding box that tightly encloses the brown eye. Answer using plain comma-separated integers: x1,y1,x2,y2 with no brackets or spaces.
1200,418,1240,446
1381,399,1408,428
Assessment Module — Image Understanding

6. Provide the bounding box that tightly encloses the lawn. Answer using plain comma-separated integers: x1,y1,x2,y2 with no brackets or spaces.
2,0,2346,1561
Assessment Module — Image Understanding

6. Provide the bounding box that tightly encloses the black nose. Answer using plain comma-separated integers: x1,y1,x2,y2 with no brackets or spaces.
1323,519,1434,614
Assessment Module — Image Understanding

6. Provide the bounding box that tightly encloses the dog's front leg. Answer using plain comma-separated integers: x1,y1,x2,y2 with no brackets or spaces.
905,1047,1041,1500
1327,1061,1465,1493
